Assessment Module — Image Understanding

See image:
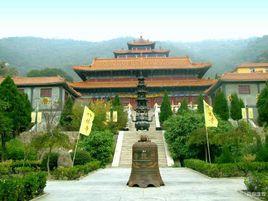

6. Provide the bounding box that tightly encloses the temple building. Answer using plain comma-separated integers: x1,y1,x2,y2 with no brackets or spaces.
206,62,268,119
71,37,215,107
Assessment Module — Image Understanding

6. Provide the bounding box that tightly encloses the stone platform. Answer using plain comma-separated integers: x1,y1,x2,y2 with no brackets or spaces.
38,168,252,201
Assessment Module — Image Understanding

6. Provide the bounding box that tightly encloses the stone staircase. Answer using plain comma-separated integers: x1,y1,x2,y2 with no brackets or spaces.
119,130,168,167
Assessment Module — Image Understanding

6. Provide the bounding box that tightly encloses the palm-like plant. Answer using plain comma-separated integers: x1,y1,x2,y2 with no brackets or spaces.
31,129,70,175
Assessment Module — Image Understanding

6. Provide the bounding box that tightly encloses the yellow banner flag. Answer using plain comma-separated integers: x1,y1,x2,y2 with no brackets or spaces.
106,111,111,122
203,100,218,127
79,106,95,136
241,108,247,119
112,111,118,122
31,112,42,123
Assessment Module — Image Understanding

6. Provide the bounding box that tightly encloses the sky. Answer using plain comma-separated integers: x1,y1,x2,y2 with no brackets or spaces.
0,0,268,42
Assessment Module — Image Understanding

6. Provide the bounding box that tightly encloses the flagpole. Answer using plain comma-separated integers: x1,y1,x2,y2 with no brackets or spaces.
72,133,80,167
205,126,211,164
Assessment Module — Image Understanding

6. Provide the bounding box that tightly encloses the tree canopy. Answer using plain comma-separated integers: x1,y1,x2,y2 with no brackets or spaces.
197,94,204,113
160,92,172,123
213,90,229,120
178,98,189,114
230,93,244,120
257,84,268,126
59,97,74,130
0,76,32,136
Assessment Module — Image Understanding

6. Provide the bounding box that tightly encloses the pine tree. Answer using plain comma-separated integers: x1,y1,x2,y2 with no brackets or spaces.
160,92,172,123
257,83,268,126
110,95,127,131
0,76,32,137
0,100,13,161
197,94,204,113
178,98,189,114
112,95,121,107
213,90,229,120
59,97,74,130
230,93,243,120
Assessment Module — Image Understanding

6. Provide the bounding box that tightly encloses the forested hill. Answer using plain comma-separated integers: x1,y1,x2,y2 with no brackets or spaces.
0,35,268,80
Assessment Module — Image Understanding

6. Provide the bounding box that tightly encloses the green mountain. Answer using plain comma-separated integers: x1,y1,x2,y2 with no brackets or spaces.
0,35,267,80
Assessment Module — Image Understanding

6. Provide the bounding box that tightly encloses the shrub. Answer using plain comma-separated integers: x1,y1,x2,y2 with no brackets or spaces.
41,152,59,171
213,90,229,120
3,139,37,161
164,112,204,163
184,159,268,177
244,172,268,195
11,160,41,171
71,150,92,166
52,161,101,180
6,139,25,160
0,160,41,175
0,172,47,201
257,83,268,126
59,97,74,131
80,130,115,166
160,92,172,123
230,93,244,120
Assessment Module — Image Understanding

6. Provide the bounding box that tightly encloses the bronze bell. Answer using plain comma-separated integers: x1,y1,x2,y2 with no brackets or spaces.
127,135,164,188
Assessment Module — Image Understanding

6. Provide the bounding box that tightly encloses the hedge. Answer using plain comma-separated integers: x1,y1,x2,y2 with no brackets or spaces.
52,161,101,180
0,172,47,201
184,159,268,177
0,160,41,175
244,171,268,200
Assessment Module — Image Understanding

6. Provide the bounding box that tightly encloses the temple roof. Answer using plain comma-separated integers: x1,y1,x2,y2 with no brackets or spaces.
236,62,268,68
113,49,170,54
127,36,155,46
0,76,81,97
73,56,211,72
205,72,268,94
71,77,216,89
221,72,268,81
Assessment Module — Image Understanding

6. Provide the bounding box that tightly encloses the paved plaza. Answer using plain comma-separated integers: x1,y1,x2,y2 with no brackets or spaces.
38,167,253,201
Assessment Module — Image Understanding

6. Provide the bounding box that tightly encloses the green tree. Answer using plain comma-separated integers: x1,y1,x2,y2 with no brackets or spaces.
27,68,73,81
88,100,110,131
31,129,70,175
213,90,229,120
0,102,13,161
110,95,127,132
0,76,32,137
112,95,121,107
164,112,204,165
230,93,244,120
197,94,204,113
187,115,232,162
159,92,172,123
59,97,74,130
80,130,114,166
69,101,84,131
257,84,268,126
178,98,189,114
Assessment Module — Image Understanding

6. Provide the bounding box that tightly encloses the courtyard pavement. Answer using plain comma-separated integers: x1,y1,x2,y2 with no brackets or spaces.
38,168,253,201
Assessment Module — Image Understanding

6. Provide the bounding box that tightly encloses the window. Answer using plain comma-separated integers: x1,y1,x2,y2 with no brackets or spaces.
238,85,250,94
40,88,52,97
18,88,24,93
250,68,255,72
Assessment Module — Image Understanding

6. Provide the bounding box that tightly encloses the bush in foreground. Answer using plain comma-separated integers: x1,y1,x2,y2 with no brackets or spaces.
0,172,46,201
80,130,115,166
244,171,268,200
52,161,101,180
184,159,268,177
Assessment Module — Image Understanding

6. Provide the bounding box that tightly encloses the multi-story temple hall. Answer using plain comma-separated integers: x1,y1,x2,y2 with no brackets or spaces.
71,37,215,107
